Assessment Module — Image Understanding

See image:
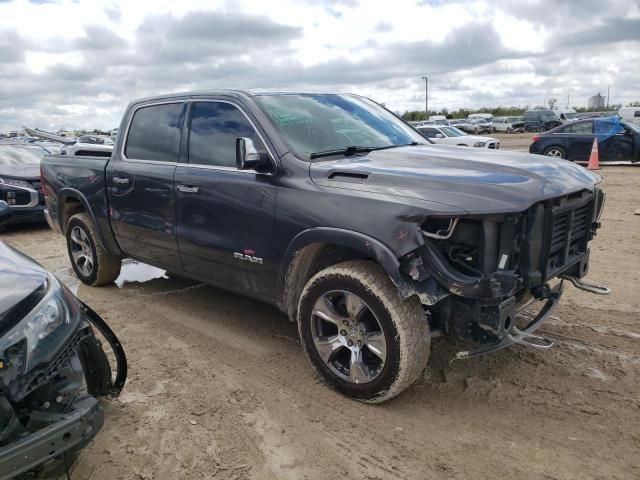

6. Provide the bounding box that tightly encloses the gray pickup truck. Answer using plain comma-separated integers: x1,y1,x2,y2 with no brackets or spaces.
41,90,609,402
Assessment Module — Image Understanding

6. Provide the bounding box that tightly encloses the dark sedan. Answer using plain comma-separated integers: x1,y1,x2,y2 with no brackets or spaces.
0,144,49,231
529,118,640,163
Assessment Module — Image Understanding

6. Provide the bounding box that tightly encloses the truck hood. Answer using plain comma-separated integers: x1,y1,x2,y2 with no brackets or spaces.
0,163,40,180
309,144,600,214
0,242,48,319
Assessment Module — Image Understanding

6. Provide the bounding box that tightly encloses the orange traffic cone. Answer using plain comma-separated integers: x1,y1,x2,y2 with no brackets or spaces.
587,138,600,170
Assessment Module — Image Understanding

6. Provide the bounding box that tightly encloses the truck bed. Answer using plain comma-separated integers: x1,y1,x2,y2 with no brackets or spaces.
40,154,119,254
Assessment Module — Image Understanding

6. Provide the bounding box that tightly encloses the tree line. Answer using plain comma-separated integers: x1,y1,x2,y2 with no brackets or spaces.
399,102,637,121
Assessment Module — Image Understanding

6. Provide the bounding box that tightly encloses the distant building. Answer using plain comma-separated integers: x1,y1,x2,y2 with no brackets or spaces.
588,93,605,109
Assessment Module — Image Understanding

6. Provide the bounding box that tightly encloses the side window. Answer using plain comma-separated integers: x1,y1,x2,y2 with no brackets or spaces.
419,128,437,138
125,103,184,162
568,122,593,134
188,102,266,168
634,111,640,118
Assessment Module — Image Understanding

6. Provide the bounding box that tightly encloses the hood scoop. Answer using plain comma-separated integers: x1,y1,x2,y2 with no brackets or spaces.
327,171,369,183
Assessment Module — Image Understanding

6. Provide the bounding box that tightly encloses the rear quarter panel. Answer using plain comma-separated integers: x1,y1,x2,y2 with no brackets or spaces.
41,154,121,255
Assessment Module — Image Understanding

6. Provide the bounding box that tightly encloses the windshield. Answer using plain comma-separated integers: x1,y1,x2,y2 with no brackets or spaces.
254,94,426,160
0,145,45,166
440,127,465,137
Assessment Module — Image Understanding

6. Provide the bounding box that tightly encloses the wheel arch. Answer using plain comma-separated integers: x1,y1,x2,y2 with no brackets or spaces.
278,228,402,320
57,188,120,255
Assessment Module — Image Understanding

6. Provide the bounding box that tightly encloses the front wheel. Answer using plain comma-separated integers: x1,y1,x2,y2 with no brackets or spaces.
297,261,430,403
66,213,121,286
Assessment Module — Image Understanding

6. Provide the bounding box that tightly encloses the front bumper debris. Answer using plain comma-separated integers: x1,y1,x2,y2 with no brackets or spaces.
454,281,564,360
0,396,103,480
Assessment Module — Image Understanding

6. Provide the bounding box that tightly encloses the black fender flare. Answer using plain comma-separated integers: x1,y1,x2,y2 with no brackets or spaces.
57,188,121,256
277,227,403,294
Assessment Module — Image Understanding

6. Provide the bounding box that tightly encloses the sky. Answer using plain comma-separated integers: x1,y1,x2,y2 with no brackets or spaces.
0,0,639,132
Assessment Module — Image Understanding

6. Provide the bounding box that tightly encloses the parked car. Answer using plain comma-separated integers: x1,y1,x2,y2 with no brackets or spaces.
446,119,469,130
0,144,48,231
466,117,492,134
0,201,126,478
493,116,524,133
529,117,640,162
523,110,563,132
417,125,500,149
42,90,608,403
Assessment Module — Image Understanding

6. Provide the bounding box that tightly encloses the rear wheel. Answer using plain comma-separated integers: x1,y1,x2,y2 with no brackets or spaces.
297,261,430,403
543,146,566,159
66,213,121,286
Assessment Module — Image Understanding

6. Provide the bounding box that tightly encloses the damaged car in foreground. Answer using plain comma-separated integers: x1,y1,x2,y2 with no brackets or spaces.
0,201,126,480
42,91,609,403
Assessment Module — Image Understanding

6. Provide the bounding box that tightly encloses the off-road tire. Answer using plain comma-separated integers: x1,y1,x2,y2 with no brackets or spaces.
66,213,121,286
297,260,430,403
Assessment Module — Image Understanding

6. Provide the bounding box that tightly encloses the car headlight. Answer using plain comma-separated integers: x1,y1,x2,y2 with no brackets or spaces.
473,142,486,147
0,177,32,189
0,274,80,373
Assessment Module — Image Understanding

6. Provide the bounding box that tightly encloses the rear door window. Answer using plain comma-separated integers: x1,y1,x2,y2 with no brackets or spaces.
125,103,184,162
567,122,593,134
188,101,266,168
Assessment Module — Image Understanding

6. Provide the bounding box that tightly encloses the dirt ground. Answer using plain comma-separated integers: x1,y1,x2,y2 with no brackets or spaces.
2,166,639,480
492,132,535,151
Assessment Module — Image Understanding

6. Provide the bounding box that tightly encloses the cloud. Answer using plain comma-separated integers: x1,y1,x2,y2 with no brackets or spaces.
0,29,25,64
0,0,637,131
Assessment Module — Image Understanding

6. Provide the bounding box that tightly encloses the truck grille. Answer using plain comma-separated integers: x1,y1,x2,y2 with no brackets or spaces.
545,195,594,279
29,180,45,204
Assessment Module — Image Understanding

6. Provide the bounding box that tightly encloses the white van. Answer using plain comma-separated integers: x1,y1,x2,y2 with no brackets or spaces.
468,113,493,120
428,115,448,125
493,116,523,133
554,109,578,123
619,106,640,125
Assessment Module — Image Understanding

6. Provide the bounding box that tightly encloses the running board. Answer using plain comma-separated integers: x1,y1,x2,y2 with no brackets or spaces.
561,276,611,295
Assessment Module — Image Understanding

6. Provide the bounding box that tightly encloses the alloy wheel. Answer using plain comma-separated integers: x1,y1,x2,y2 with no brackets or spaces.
310,290,387,384
546,149,564,158
70,225,95,277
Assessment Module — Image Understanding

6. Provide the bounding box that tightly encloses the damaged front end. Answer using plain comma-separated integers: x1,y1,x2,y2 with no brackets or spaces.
0,273,126,479
399,187,610,358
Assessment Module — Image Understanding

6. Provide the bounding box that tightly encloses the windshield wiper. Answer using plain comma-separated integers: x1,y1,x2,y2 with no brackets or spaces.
310,146,375,159
309,142,422,160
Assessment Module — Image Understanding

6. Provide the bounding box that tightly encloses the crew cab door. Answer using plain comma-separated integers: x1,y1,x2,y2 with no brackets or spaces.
173,100,278,298
106,102,185,269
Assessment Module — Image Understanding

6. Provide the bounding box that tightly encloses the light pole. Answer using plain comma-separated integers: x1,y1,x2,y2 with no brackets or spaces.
421,76,428,117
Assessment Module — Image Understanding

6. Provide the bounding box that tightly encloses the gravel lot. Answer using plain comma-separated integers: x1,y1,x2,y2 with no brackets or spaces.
2,162,639,479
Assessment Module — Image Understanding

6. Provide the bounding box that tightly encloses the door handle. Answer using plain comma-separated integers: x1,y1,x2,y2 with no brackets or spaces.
176,184,200,194
112,176,130,185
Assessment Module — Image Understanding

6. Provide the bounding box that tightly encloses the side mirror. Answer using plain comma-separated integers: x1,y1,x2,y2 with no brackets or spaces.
435,133,445,138
0,200,12,226
236,137,270,171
